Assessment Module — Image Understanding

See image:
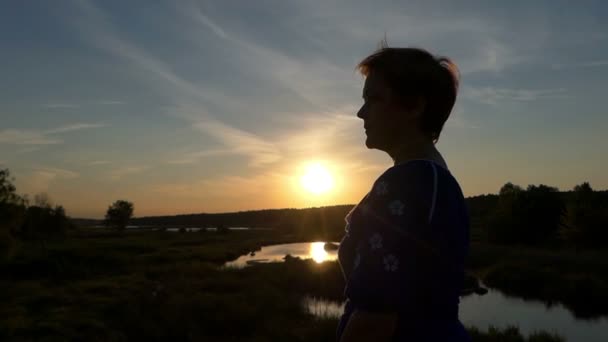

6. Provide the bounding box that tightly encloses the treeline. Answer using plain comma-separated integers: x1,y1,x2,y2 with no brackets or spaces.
0,169,73,260
131,205,354,241
127,181,608,247
472,182,608,247
5,162,606,248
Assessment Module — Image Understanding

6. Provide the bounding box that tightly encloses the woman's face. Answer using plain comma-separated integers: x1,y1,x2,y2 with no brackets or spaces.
357,72,405,151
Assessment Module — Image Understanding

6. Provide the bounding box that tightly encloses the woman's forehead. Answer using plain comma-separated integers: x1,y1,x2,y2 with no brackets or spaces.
363,72,390,96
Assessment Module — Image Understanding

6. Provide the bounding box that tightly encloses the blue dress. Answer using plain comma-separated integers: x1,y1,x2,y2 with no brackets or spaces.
337,160,471,341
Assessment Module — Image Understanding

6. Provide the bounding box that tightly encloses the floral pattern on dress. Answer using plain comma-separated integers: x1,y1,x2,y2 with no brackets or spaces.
375,181,389,195
388,199,405,216
369,233,383,250
383,254,400,272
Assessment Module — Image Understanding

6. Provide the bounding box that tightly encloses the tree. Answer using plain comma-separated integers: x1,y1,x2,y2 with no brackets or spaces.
486,182,565,245
105,200,134,230
0,169,26,260
33,192,52,208
0,169,25,205
561,182,608,246
20,204,70,240
499,182,523,196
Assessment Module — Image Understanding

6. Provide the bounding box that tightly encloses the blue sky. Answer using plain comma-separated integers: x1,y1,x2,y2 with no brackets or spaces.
1,0,607,218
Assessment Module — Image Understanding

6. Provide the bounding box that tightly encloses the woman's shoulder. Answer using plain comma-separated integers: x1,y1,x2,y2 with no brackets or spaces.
375,159,463,200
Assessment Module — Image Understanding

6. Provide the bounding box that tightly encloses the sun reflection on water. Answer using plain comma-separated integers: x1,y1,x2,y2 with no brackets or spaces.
310,242,330,263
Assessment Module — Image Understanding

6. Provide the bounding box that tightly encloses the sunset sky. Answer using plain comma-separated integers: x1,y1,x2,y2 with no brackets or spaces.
2,1,607,218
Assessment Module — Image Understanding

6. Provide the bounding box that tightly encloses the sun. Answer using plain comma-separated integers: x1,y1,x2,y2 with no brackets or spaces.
310,242,329,263
300,163,334,195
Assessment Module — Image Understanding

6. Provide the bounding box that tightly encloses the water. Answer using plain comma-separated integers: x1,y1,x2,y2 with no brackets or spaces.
165,227,255,232
224,242,339,268
302,296,345,319
302,285,608,342
228,243,608,341
91,226,259,231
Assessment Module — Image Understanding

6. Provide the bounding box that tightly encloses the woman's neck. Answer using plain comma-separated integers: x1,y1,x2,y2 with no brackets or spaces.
388,140,447,169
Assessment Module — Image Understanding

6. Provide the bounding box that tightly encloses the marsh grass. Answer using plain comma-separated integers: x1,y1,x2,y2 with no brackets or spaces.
0,229,574,341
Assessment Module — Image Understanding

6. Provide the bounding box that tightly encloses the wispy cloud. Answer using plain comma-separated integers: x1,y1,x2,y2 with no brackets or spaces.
0,123,107,146
89,160,111,166
151,171,289,210
551,60,608,69
166,149,232,165
108,165,149,180
45,123,108,134
70,0,287,169
96,100,126,105
21,166,79,193
193,119,281,167
463,86,568,105
0,129,62,145
17,146,44,154
172,1,358,113
43,103,80,109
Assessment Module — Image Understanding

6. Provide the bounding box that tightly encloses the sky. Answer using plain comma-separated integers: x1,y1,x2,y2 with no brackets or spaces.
1,0,607,218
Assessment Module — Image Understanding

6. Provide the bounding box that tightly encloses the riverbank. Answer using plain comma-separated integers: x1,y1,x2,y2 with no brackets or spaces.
0,229,577,341
468,242,608,319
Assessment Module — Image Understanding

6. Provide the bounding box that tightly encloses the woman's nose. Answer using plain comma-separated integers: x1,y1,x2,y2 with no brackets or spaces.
356,104,367,119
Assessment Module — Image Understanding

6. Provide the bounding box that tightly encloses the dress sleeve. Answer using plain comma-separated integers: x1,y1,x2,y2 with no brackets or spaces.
344,161,445,313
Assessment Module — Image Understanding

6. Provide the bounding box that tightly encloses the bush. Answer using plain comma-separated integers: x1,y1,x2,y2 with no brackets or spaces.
19,206,71,240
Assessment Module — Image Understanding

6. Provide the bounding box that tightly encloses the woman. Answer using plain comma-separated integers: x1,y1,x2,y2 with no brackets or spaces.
337,46,470,342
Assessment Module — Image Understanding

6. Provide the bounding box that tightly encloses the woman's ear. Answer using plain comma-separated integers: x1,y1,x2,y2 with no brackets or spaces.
410,96,426,119
397,95,426,121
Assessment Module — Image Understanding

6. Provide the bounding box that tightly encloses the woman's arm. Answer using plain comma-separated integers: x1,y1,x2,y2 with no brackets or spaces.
339,310,397,342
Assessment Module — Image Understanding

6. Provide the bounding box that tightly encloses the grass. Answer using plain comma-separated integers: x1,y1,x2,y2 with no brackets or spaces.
0,229,575,341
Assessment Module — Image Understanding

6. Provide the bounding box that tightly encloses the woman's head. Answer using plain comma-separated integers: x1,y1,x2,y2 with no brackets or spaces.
356,46,460,152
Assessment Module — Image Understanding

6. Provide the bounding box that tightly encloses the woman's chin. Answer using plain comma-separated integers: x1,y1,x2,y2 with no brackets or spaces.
364,137,378,149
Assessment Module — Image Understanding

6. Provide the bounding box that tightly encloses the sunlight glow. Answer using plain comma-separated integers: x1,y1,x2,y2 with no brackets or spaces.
301,163,334,195
310,242,329,263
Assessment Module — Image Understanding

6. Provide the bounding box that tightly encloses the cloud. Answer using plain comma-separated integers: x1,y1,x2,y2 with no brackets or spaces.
151,170,290,211
551,60,608,69
45,123,108,134
463,86,567,105
21,167,79,193
89,160,111,166
96,100,126,105
17,147,44,154
71,0,286,168
0,129,62,145
0,122,107,146
189,6,228,40
43,103,80,109
180,2,359,109
193,119,281,167
166,149,232,165
108,165,149,180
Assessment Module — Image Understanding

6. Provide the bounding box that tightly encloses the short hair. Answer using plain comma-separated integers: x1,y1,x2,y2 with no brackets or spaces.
357,46,460,142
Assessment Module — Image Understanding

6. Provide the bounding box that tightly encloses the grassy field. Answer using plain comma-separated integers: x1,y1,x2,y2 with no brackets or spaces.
1,229,569,341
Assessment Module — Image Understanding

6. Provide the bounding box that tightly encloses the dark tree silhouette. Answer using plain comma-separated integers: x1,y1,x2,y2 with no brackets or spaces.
0,169,26,259
104,200,134,231
562,182,608,246
486,182,565,245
